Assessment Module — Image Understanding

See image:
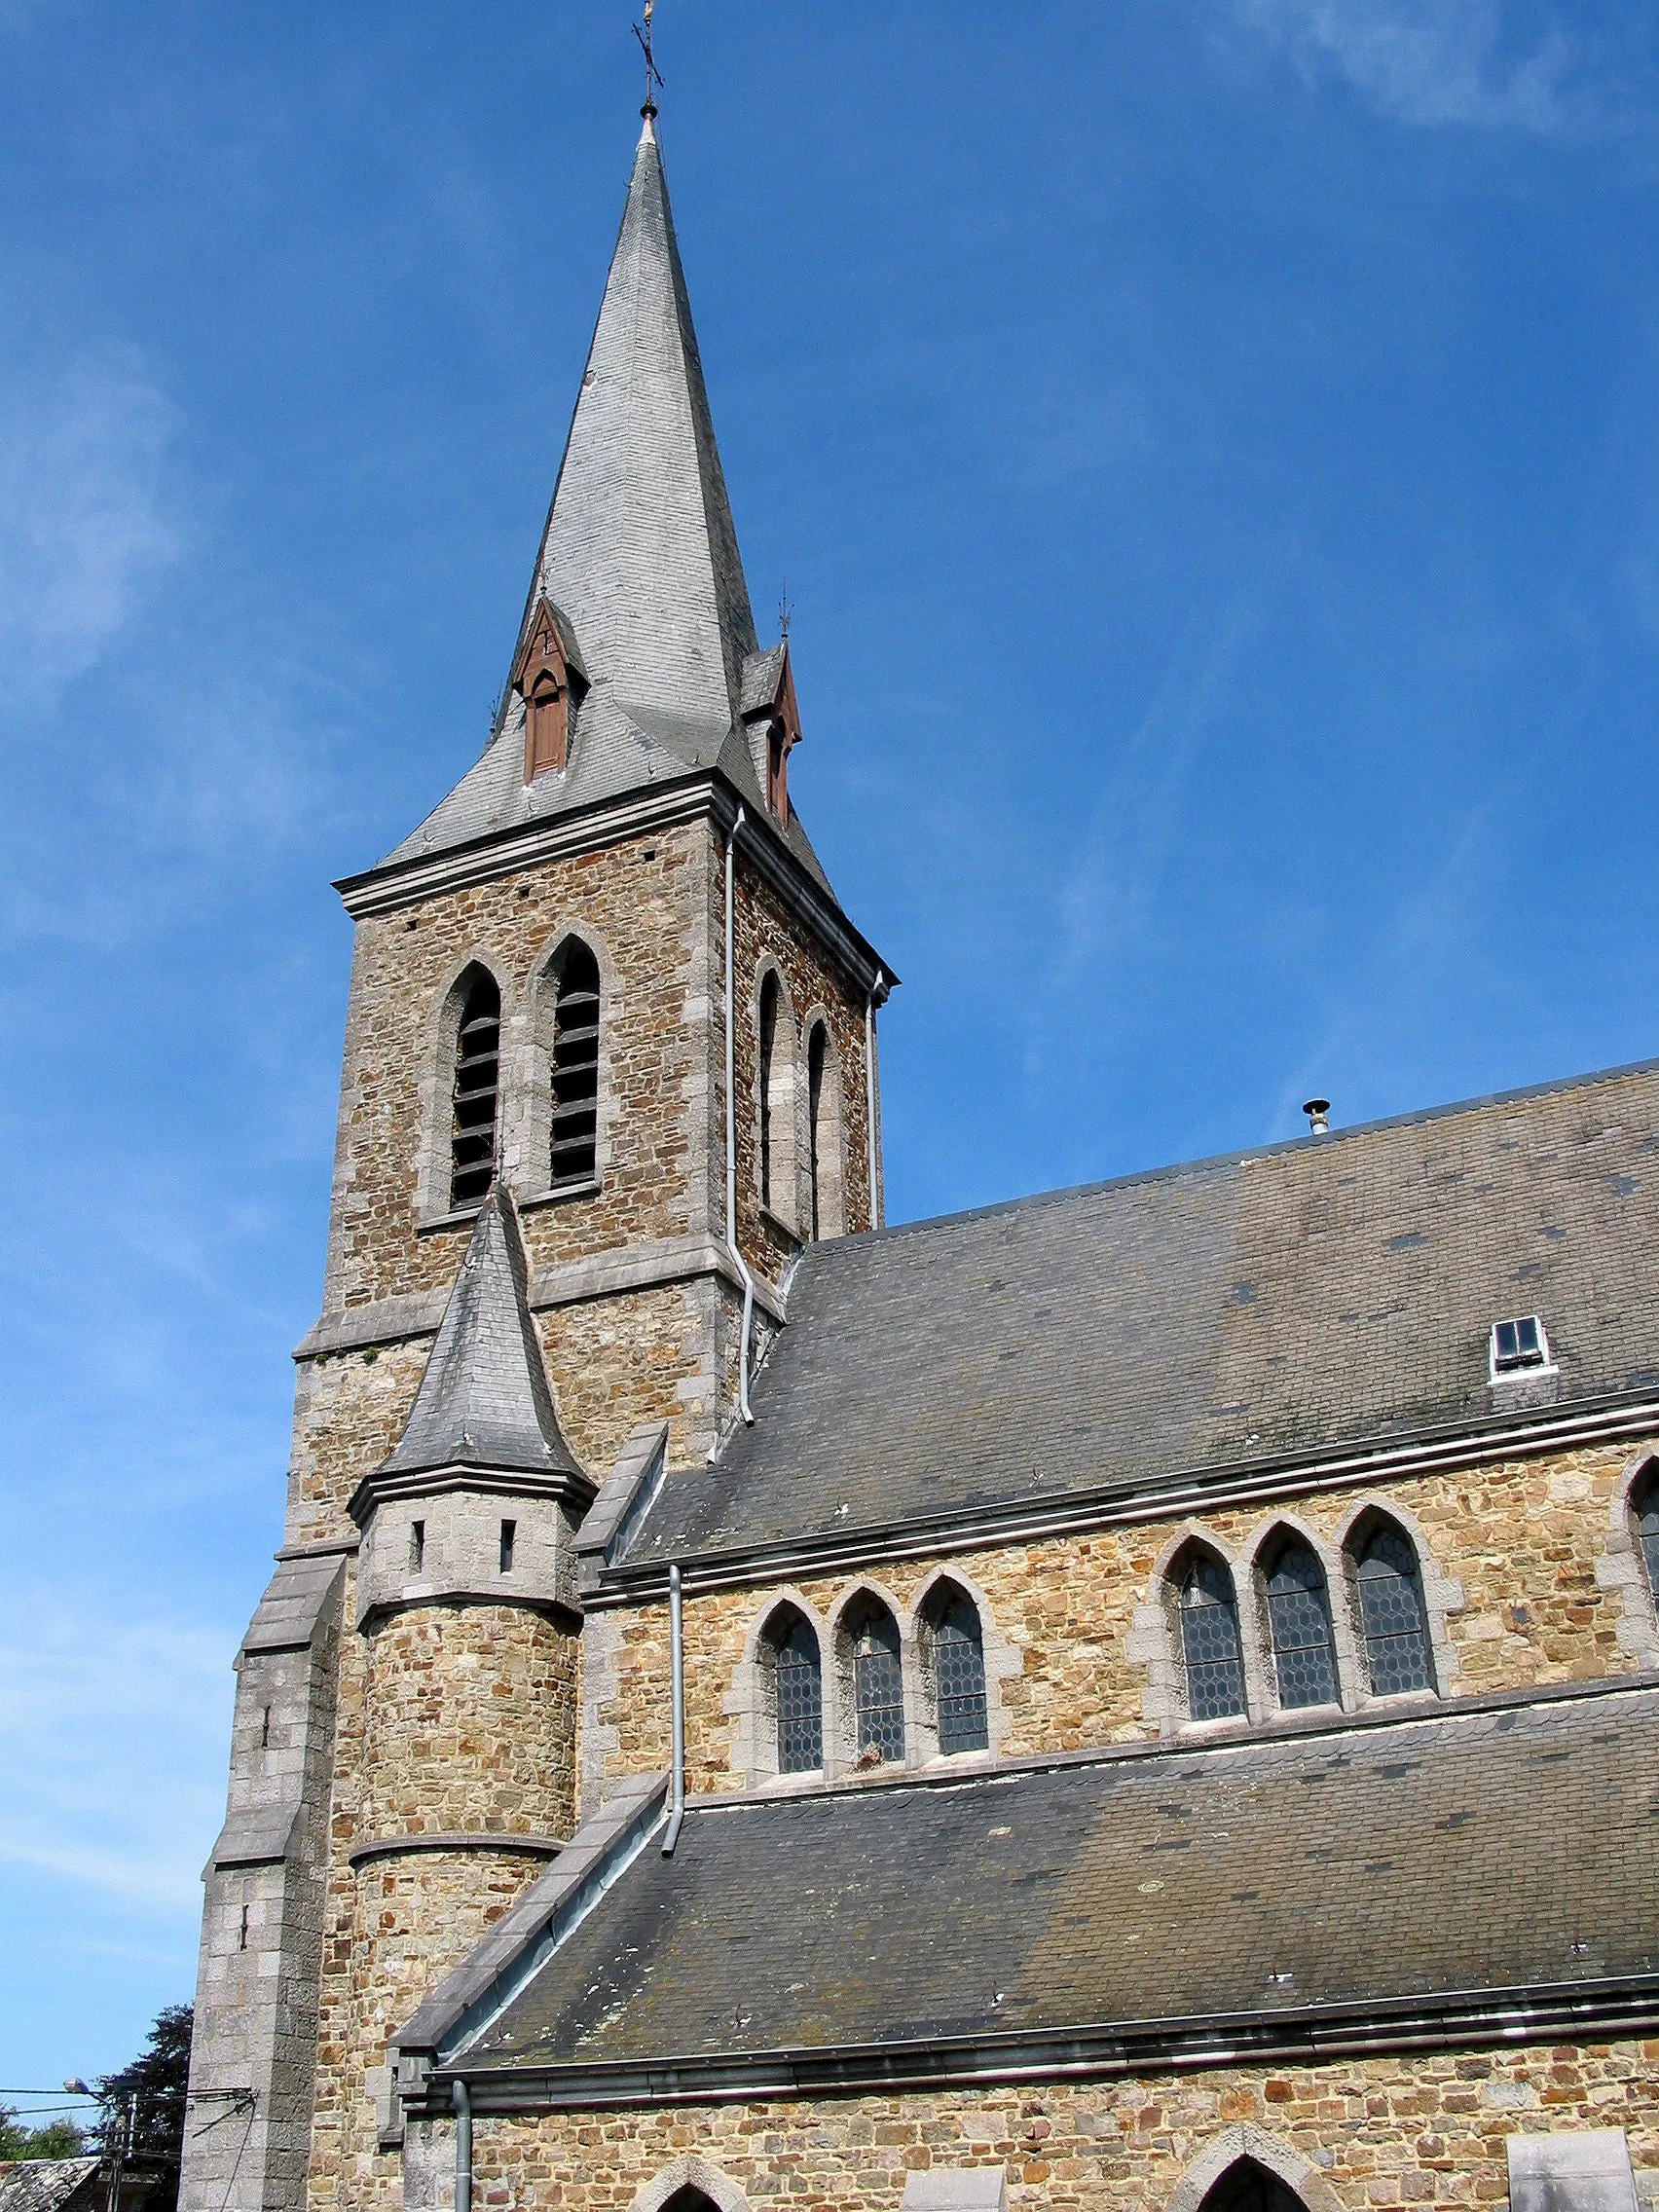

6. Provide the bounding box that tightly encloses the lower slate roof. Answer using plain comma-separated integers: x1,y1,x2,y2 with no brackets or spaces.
623,1056,1659,1568
458,1679,1659,2078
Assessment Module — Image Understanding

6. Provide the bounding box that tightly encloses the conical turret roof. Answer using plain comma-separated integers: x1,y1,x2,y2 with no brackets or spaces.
378,1183,582,1481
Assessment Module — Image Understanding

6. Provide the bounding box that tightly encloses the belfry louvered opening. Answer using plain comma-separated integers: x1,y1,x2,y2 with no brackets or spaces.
549,940,601,1187
449,972,501,1208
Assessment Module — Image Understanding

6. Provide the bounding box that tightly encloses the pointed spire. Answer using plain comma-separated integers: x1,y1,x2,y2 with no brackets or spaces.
523,121,758,740
378,1184,582,1481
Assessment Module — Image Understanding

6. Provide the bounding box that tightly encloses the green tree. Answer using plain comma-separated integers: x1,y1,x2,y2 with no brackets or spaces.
0,2105,89,2161
94,2004,193,2212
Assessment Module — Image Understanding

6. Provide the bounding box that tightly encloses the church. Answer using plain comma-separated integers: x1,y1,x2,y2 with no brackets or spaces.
179,95,1659,2212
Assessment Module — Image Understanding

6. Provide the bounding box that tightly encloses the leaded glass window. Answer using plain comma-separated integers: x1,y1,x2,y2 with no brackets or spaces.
933,1594,988,1753
1356,1523,1433,1695
771,1612,822,1774
1637,1476,1659,1605
1265,1540,1339,1709
851,1605,904,1763
1177,1554,1246,1720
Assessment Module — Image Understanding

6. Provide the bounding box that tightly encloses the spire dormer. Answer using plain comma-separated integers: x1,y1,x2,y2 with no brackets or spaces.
739,641,802,825
513,598,585,783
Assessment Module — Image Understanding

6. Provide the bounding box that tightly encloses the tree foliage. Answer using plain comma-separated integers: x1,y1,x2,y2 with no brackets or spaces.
94,2004,193,2212
0,2108,89,2161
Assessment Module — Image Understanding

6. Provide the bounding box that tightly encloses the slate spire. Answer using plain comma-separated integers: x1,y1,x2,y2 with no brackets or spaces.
524,114,758,739
378,1183,582,1480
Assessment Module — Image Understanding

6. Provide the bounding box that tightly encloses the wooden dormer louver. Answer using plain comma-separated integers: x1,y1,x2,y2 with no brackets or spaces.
767,646,801,823
515,599,573,782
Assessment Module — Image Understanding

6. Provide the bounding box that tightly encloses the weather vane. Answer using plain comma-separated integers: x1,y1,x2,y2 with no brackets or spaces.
633,0,664,120
779,578,793,642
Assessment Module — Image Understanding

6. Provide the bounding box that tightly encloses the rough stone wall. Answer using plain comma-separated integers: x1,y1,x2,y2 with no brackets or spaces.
359,1604,578,1843
730,847,875,1281
404,2043,1659,2212
588,1436,1659,1793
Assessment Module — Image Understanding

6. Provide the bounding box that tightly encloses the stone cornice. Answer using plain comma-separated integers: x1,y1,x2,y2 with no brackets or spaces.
412,1974,1659,2115
347,1458,598,1530
591,1390,1659,1604
295,1232,788,1362
334,768,896,1001
349,1831,567,1869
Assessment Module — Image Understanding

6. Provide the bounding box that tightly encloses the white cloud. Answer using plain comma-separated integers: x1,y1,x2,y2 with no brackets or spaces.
0,355,183,704
1231,0,1648,136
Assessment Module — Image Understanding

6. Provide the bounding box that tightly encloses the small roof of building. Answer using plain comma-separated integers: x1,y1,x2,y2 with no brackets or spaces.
0,2162,103,2212
621,1056,1659,1570
452,1679,1659,2083
376,1183,583,1484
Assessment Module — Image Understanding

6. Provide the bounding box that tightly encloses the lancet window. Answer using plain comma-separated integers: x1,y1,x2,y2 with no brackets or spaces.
1353,1521,1434,1695
848,1600,905,1764
929,1590,988,1754
807,1023,827,1239
767,1608,823,1775
549,941,601,1187
758,973,779,1211
1635,1468,1659,1606
1263,1538,1339,1709
1176,1552,1247,1721
449,972,501,1208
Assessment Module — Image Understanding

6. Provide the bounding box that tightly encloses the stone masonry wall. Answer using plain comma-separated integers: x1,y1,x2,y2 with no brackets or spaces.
407,2043,1659,2212
359,1604,579,1844
588,1436,1658,1794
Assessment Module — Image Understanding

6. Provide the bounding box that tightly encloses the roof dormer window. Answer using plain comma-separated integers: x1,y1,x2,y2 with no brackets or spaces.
512,598,585,783
739,640,801,825
1491,1314,1549,1377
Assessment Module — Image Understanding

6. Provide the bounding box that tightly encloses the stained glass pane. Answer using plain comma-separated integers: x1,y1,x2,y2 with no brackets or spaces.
1356,1525,1433,1695
1266,1542,1339,1709
935,1598,988,1753
1178,1556,1246,1720
853,1608,904,1762
773,1615,822,1774
1637,1483,1659,1601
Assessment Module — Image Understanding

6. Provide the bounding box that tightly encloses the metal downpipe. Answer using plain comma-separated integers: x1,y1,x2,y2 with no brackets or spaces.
662,1563,685,1857
722,808,756,1424
865,973,884,1230
452,2080,471,2212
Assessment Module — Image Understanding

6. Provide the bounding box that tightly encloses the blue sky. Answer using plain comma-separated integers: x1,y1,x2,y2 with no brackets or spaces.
3,0,1659,2092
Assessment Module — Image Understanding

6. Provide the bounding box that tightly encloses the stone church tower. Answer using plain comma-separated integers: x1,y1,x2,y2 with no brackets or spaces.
180,114,889,2212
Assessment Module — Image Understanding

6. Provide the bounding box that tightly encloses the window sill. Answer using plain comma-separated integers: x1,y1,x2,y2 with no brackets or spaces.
519,1178,602,1214
417,1200,486,1237
758,1204,802,1244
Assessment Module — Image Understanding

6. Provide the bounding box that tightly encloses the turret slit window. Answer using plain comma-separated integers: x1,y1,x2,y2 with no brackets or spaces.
769,1609,823,1774
549,942,600,1187
1635,1468,1659,1605
1177,1553,1247,1721
758,972,779,1211
849,1600,904,1764
931,1590,988,1754
1264,1539,1339,1709
807,1023,827,1240
498,1520,516,1574
449,973,500,1208
1354,1522,1434,1695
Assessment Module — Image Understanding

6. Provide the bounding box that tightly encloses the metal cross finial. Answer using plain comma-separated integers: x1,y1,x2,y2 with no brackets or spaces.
779,577,793,641
633,0,664,119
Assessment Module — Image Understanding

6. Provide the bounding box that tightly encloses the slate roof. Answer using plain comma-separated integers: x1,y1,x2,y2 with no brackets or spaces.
458,1680,1659,2074
377,1185,583,1482
625,1057,1659,1567
372,122,835,903
0,2165,102,2212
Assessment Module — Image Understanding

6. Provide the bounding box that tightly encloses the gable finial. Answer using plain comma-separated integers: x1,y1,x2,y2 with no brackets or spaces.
779,576,793,642
633,0,664,122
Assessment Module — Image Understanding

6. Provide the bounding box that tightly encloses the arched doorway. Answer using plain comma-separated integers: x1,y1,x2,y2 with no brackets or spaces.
1199,2160,1308,2212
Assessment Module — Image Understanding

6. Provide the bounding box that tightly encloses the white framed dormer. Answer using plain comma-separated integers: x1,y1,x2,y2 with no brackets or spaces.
1488,1311,1561,1411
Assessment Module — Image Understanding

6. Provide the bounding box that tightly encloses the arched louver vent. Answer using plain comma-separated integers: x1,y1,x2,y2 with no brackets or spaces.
758,972,779,1211
449,973,500,1208
550,942,600,1187
807,1022,827,1240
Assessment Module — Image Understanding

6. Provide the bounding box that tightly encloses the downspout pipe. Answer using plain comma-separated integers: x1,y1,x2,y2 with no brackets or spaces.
661,1563,685,1857
452,2080,471,2212
722,808,756,1424
865,971,884,1230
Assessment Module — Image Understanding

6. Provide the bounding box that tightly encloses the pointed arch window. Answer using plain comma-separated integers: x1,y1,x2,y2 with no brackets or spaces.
549,941,600,1187
848,1601,904,1764
929,1590,988,1754
1265,1539,1340,1709
1197,2160,1306,2212
807,1023,827,1240
1176,1553,1246,1721
449,973,500,1208
1634,1467,1659,1606
767,1609,823,1775
1354,1522,1434,1695
757,973,779,1211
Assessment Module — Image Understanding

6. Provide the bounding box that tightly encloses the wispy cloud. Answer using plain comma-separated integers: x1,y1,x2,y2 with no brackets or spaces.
0,354,183,705
1231,0,1655,137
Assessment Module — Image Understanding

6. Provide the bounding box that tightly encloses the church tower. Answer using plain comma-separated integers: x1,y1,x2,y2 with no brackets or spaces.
180,113,892,2212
